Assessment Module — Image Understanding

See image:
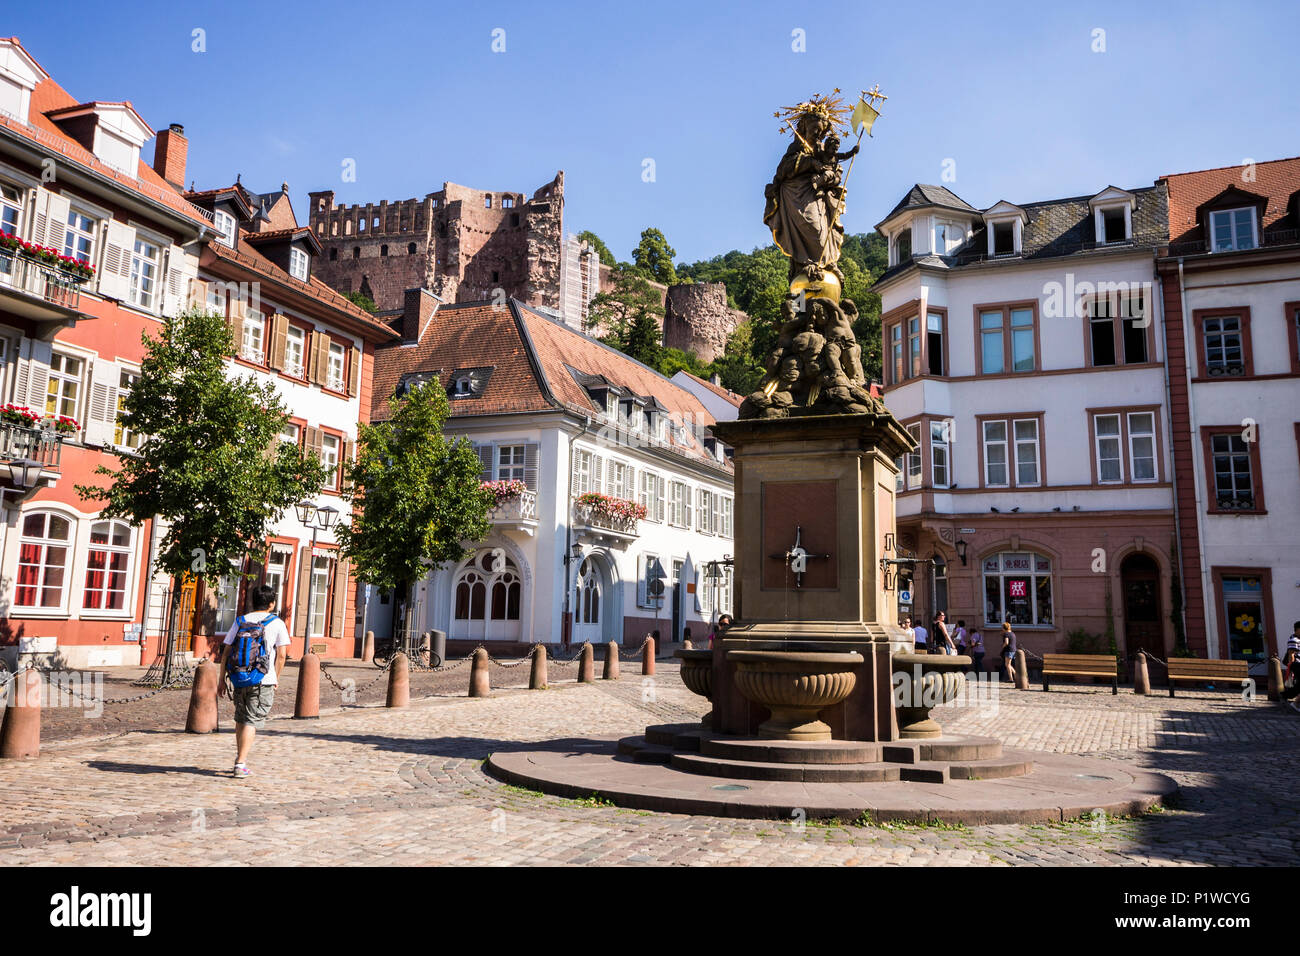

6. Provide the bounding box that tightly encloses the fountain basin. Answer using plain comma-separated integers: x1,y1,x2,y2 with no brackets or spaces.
892,652,971,739
727,649,863,741
674,648,714,726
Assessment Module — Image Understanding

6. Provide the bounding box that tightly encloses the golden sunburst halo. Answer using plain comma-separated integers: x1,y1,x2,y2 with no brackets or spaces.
775,91,852,137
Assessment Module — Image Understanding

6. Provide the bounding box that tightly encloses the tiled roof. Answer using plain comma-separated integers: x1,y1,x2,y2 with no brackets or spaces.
1,66,211,228
679,370,743,407
1160,157,1300,245
370,299,730,470
883,184,979,221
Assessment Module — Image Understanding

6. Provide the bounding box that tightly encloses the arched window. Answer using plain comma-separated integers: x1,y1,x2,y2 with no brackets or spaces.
352,247,360,259
329,247,337,261
576,558,600,625
454,570,486,620
502,197,514,208
484,195,492,209
15,511,73,608
407,242,416,255
982,551,1053,626
380,244,388,257
454,551,521,623
84,520,133,610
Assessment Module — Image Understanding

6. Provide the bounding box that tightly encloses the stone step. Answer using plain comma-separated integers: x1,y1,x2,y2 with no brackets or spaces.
670,752,901,783
644,723,708,751
701,737,881,765
615,736,675,764
882,737,1004,764
898,757,1034,783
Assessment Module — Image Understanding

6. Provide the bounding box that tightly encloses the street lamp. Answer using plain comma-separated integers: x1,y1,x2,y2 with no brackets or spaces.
562,542,584,647
297,500,341,658
0,458,45,506
956,539,968,566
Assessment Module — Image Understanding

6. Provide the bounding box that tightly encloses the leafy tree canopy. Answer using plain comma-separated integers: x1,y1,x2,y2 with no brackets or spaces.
343,290,378,313
631,227,678,286
576,230,616,267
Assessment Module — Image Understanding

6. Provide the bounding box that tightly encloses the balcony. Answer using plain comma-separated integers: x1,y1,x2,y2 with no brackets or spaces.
0,422,63,476
489,489,539,536
572,494,641,547
0,247,90,322
1167,229,1300,258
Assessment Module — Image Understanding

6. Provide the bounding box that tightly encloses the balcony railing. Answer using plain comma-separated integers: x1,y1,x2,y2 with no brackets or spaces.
490,490,538,524
0,247,87,311
572,497,640,539
0,422,63,472
1167,229,1300,257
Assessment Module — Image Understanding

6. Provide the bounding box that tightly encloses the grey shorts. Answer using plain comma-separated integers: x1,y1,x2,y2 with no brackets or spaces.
234,684,275,728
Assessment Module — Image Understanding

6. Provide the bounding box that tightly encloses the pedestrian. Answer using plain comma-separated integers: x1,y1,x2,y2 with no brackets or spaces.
964,622,985,674
682,627,692,647
707,614,733,649
932,611,955,655
912,618,929,653
952,618,968,656
216,584,290,778
1000,621,1017,683
900,616,915,647
1281,628,1300,713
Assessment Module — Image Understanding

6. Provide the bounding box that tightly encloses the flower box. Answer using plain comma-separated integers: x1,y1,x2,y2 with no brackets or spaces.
575,491,647,523
1,403,41,427
0,230,95,281
48,414,79,435
482,479,529,507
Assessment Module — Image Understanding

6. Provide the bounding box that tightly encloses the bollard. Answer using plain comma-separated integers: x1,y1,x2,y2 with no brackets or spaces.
1133,651,1150,696
469,647,490,698
529,645,548,690
577,643,595,683
386,651,410,708
642,637,656,676
185,659,220,733
361,630,375,663
0,668,42,758
294,651,321,719
1268,656,1283,702
1014,649,1029,690
603,641,620,680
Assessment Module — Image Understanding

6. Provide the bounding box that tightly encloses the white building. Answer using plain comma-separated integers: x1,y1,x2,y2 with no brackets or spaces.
369,294,735,652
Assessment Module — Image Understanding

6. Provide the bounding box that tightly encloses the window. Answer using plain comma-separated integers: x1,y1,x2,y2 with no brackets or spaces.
379,245,388,258
1210,432,1255,511
308,555,332,636
926,312,944,376
572,449,593,495
115,368,141,449
0,182,21,236
281,421,301,447
669,481,689,527
128,238,159,310
241,312,266,363
352,247,360,259
320,433,341,488
894,452,905,492
977,304,1036,374
502,197,514,209
289,247,309,280
263,546,292,610
697,489,714,534
930,420,950,488
980,415,1042,487
1219,574,1266,661
1201,314,1245,377
907,317,921,377
329,248,337,261
408,242,416,255
890,323,903,384
1094,414,1123,482
1101,207,1127,244
992,221,1015,256
15,512,72,608
326,342,346,391
637,470,666,523
1210,207,1256,252
284,326,306,378
906,423,922,489
46,352,83,419
213,209,236,248
1128,412,1156,482
935,220,962,255
484,195,492,209
497,444,525,481
893,229,911,264
83,520,132,611
1088,293,1149,366
983,552,1053,626
720,496,733,538
63,210,95,264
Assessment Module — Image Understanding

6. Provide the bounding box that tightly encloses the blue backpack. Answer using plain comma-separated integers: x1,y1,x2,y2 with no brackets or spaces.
226,614,278,688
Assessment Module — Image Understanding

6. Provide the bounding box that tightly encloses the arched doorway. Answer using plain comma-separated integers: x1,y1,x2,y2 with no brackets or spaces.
573,556,605,644
452,550,523,641
1120,553,1163,674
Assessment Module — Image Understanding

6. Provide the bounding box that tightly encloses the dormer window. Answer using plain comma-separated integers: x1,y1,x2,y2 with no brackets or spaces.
1101,207,1127,243
213,209,236,248
455,377,473,396
892,228,912,265
992,222,1015,255
1210,207,1257,252
289,247,309,281
935,220,963,255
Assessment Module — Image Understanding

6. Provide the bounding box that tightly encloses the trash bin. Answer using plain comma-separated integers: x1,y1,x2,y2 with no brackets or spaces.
429,629,447,668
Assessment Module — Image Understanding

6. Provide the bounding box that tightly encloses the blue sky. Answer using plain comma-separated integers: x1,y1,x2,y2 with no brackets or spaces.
10,0,1298,263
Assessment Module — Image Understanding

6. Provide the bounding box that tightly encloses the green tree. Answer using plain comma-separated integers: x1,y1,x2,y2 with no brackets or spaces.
588,266,665,351
631,227,678,286
337,382,493,639
655,347,709,379
76,308,328,683
343,290,378,313
577,230,616,267
710,321,765,395
625,312,663,368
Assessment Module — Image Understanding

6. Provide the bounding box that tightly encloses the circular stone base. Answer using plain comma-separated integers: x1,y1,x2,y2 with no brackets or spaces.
486,737,1177,825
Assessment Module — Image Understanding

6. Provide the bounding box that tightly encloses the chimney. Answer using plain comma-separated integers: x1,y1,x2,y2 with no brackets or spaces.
403,287,440,343
153,123,187,189
709,372,722,386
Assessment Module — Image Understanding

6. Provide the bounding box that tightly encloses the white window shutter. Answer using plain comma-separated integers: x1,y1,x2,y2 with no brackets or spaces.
637,554,647,607
591,454,604,495
84,359,121,447
622,464,635,499
24,339,52,410
655,474,666,523
474,443,493,482
34,188,71,251
98,220,135,300
523,443,539,491
162,244,196,317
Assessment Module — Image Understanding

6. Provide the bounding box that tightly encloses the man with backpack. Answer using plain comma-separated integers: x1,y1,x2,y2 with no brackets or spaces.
216,584,291,778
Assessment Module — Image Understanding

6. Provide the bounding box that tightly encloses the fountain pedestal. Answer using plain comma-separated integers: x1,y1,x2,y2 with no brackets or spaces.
710,412,915,743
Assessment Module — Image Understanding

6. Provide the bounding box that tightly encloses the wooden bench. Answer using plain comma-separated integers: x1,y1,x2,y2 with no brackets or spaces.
1166,657,1250,697
1041,654,1119,694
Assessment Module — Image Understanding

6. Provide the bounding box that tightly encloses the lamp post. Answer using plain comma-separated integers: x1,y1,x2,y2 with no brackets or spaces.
562,541,583,647
295,500,340,659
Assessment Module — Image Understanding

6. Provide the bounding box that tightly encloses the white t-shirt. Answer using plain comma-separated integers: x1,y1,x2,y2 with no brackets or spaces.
223,611,291,685
912,625,929,645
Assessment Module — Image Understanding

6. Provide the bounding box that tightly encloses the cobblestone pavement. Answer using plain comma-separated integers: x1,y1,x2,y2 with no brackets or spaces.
1,665,1298,866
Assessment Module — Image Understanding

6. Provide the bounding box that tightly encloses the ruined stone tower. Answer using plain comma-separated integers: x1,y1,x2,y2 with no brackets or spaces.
307,172,568,313
663,282,747,363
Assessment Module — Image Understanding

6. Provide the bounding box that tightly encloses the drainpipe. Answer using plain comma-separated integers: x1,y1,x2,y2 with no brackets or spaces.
1176,257,1215,657
561,415,591,647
